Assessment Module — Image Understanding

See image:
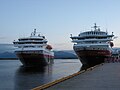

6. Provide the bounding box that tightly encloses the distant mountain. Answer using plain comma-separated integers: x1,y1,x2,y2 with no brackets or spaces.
0,52,17,59
0,44,15,53
54,50,77,59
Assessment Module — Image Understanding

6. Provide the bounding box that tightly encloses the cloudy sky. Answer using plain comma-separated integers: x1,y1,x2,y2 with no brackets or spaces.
0,0,120,50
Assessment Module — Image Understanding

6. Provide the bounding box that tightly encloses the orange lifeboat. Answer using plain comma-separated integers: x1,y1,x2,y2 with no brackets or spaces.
46,45,52,50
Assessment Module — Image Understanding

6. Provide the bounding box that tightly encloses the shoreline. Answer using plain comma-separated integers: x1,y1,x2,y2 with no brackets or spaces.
0,58,18,60
0,58,78,60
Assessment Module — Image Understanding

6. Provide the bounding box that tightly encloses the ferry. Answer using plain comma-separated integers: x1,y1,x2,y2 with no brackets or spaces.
70,23,114,67
13,29,54,67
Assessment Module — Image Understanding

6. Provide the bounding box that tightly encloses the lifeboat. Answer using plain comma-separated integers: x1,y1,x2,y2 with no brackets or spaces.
46,45,52,50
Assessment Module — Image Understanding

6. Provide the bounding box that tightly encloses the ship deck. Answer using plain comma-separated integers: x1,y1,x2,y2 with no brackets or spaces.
33,62,120,90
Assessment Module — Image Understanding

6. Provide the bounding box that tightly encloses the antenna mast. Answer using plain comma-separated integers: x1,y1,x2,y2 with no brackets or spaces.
33,29,36,36
92,23,100,31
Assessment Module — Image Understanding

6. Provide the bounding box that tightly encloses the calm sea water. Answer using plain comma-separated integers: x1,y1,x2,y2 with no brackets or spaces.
0,59,82,90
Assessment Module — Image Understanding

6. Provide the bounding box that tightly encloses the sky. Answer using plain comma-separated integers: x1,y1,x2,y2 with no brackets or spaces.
0,0,120,50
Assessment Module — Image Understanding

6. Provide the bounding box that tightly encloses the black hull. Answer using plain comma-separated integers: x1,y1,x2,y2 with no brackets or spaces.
79,56,105,68
75,50,111,67
16,53,54,67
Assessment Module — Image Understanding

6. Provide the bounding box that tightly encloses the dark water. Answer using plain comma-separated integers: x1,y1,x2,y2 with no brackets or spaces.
0,59,82,90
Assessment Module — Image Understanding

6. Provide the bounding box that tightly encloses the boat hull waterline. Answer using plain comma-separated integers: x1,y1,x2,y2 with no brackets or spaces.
16,51,54,67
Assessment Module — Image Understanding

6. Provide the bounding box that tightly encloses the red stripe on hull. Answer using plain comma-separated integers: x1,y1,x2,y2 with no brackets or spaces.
76,50,111,57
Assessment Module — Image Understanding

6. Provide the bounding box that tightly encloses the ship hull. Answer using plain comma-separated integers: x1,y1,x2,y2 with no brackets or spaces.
75,50,111,67
15,51,54,67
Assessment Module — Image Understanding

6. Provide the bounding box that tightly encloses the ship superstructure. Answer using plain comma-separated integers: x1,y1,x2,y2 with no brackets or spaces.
70,23,114,66
13,29,54,67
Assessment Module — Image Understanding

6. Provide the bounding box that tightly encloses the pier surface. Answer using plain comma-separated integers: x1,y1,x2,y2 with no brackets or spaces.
43,63,120,90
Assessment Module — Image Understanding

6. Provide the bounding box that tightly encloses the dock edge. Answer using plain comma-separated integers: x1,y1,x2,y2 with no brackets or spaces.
32,63,104,90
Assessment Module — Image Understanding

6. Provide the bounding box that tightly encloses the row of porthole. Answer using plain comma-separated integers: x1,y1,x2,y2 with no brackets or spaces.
81,32,107,36
76,48,107,50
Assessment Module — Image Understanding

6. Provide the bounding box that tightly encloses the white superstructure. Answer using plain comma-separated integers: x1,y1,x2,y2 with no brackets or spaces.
71,23,114,51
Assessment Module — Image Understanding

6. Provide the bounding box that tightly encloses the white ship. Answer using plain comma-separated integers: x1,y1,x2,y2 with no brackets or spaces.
70,23,114,67
13,29,54,67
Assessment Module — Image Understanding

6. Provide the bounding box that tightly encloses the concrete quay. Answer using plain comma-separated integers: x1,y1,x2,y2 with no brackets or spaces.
33,63,120,90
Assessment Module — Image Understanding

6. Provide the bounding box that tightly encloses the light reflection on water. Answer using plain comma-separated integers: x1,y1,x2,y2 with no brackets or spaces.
0,59,82,90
